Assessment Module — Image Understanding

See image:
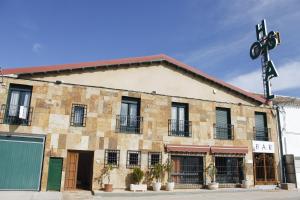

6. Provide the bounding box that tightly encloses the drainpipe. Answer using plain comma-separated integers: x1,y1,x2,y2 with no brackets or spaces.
275,106,286,183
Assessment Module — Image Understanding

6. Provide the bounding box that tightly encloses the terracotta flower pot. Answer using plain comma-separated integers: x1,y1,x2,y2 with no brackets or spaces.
104,184,113,192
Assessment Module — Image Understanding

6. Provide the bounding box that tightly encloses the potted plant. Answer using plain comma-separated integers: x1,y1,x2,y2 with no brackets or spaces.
164,159,175,191
150,163,164,191
98,164,114,192
130,167,147,192
206,163,218,190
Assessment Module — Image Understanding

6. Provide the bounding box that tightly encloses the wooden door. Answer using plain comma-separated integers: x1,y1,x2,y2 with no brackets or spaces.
47,157,63,191
254,153,276,184
64,152,79,190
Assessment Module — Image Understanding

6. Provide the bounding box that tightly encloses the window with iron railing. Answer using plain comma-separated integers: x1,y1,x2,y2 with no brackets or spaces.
105,149,120,168
148,152,162,168
253,127,271,141
116,97,142,134
0,84,33,126
169,102,191,137
215,107,233,140
127,150,141,168
70,104,87,127
214,123,234,140
254,112,269,141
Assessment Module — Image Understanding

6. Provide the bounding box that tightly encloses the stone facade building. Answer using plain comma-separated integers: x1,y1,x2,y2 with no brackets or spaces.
0,54,280,191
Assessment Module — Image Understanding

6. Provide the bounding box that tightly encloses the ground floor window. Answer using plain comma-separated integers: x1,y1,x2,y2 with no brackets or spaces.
215,157,243,184
171,155,204,184
127,150,141,168
254,153,276,184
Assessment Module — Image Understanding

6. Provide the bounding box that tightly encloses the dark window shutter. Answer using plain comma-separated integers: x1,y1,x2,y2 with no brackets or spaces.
216,108,229,125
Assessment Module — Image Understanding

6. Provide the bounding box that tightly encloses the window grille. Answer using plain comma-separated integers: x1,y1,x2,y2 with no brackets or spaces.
70,104,87,127
105,149,120,168
148,152,162,168
127,150,141,168
215,157,244,184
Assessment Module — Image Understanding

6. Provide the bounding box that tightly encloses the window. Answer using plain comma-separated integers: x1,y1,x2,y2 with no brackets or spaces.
148,152,162,168
169,102,191,137
254,112,269,141
70,104,87,127
215,157,244,184
116,97,142,134
1,84,33,125
127,150,141,168
214,107,233,139
171,155,204,184
105,149,120,168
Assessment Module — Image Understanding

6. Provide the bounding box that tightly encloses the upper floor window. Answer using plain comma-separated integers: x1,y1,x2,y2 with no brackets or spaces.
169,102,191,137
214,107,233,140
116,97,142,134
148,152,162,168
127,150,141,168
70,104,87,127
254,112,269,141
105,149,120,168
0,84,33,125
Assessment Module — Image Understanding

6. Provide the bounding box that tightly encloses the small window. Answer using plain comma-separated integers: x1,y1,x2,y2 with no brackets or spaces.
127,150,141,168
70,104,87,127
148,152,162,168
105,149,120,168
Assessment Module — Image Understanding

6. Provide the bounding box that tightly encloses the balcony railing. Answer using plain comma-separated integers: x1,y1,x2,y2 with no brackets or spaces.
168,119,192,137
253,127,271,141
0,104,33,126
214,123,234,140
116,115,143,134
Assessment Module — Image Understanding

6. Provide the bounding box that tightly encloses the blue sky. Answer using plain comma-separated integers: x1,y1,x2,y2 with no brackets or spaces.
0,0,300,97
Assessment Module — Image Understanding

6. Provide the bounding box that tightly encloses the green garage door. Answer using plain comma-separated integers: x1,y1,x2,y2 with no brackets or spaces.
0,135,44,190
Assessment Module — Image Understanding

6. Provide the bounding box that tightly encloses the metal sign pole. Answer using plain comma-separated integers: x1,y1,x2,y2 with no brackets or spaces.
250,19,280,100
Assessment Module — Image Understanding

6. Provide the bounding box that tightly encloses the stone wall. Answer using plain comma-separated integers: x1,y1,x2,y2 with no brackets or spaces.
0,77,280,191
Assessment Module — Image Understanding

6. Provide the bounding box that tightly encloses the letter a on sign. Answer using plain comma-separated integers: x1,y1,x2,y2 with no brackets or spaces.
266,60,279,80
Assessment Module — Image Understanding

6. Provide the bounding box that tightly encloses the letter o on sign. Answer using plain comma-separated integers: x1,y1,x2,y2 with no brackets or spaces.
250,41,262,60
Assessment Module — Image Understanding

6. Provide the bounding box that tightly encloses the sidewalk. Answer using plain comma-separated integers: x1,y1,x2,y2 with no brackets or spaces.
93,187,289,197
0,191,62,200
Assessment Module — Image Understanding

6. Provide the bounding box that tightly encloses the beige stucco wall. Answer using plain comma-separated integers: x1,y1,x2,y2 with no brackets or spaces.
0,77,280,191
23,64,258,106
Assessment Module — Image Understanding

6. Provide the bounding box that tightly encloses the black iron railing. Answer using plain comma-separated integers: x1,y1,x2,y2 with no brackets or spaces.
116,115,143,134
0,104,33,126
214,123,234,140
168,119,192,137
253,127,271,141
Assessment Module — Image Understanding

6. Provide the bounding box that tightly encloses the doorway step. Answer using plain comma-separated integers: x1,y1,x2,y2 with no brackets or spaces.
254,185,278,190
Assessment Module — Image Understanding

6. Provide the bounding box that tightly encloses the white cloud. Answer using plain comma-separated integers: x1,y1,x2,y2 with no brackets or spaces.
32,43,42,53
228,60,300,93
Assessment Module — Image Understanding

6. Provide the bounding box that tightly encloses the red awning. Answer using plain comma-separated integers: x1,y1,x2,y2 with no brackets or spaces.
165,144,210,153
210,146,248,154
